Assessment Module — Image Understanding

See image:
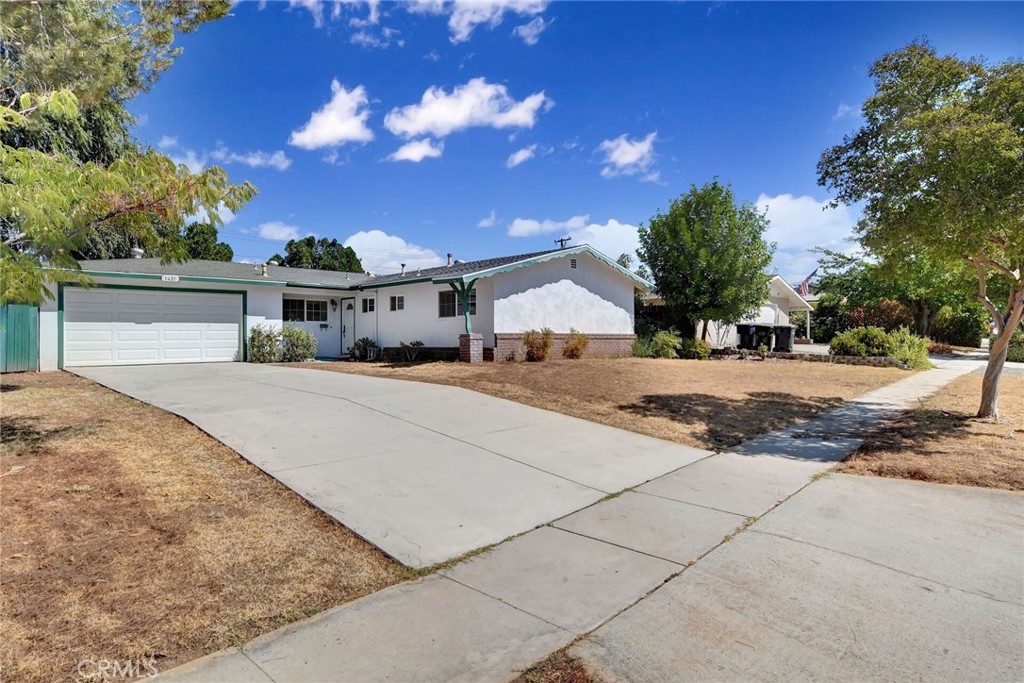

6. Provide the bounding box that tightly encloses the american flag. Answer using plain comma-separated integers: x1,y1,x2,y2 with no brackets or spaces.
797,268,818,296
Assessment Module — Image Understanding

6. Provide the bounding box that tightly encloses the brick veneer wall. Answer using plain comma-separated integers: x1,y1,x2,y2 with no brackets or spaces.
493,333,635,361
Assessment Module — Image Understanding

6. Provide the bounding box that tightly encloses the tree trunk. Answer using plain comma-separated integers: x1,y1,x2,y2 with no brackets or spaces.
978,329,1011,419
700,320,708,342
908,299,934,337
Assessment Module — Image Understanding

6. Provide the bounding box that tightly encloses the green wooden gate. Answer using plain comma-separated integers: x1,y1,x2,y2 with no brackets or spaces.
1,304,39,373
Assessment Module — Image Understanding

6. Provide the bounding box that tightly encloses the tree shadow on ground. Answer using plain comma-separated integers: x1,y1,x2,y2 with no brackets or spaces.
0,383,23,392
857,408,975,455
619,391,847,450
1,416,98,450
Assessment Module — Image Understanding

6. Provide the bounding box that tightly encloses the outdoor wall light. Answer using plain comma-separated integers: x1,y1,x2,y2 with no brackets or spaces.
330,299,338,312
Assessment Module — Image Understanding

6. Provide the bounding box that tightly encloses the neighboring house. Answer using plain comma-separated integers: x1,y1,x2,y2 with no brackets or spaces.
35,244,649,371
643,276,813,348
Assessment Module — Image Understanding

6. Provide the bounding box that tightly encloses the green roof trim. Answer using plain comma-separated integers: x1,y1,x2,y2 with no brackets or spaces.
432,245,654,290
77,269,287,287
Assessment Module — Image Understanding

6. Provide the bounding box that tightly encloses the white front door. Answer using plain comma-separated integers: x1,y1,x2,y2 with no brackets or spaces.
63,287,242,367
341,298,355,355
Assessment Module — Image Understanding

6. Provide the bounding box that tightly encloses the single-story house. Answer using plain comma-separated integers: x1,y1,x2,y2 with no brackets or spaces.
643,276,814,348
35,244,650,371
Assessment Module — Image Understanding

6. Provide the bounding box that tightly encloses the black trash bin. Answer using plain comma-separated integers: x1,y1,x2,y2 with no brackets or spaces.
753,325,775,350
736,324,757,350
773,325,795,352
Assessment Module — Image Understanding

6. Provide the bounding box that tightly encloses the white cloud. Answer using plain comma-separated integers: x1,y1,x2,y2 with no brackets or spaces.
566,219,640,263
507,214,589,238
189,203,236,226
833,102,856,120
288,0,325,27
343,229,446,273
513,16,549,45
505,144,537,168
157,135,178,150
755,193,858,281
388,138,444,162
289,80,374,150
597,132,657,179
384,77,550,139
210,144,292,171
446,0,548,43
477,209,499,228
258,221,305,241
351,26,403,48
170,149,206,174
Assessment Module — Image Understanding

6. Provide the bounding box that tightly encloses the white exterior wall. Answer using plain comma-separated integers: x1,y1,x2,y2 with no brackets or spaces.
491,253,635,334
358,278,495,348
39,286,59,371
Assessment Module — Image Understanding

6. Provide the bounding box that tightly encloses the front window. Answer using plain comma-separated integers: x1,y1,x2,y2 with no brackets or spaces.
306,300,327,322
439,289,476,318
283,299,305,322
390,295,404,311
362,298,375,313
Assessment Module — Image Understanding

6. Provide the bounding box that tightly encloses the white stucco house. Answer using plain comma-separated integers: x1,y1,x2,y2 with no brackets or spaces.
643,276,813,349
36,244,650,370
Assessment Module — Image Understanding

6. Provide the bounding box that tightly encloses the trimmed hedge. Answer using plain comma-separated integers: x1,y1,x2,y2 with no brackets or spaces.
931,304,988,348
830,326,894,358
678,338,712,360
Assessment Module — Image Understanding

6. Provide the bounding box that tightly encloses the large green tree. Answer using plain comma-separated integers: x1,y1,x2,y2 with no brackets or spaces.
638,180,775,338
270,237,363,273
0,0,255,304
818,41,1023,418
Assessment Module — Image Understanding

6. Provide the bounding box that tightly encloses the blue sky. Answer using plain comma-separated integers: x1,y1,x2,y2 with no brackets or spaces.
133,1,1024,280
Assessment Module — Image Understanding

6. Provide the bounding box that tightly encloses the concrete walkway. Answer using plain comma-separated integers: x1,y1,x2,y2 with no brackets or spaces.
73,363,708,568
156,359,1024,682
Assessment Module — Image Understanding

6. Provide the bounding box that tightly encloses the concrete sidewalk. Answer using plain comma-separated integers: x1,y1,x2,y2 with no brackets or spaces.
156,361,1017,682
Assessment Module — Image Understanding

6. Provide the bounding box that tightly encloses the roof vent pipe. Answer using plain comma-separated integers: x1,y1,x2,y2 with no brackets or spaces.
400,263,406,276
261,263,268,277
130,247,144,259
447,253,453,267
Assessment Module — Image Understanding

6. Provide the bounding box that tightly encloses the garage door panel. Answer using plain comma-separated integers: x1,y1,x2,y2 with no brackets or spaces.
64,289,243,367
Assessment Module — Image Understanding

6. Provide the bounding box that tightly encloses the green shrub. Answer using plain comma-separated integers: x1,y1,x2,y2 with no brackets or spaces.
280,325,318,362
522,327,554,361
562,328,589,359
809,294,848,344
888,327,931,370
248,324,280,363
678,338,712,360
632,336,655,358
830,326,894,357
932,304,988,348
1007,332,1024,363
650,328,683,359
399,340,425,362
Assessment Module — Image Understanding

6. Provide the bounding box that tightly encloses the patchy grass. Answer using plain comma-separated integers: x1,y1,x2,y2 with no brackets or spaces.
839,373,1024,490
0,372,402,683
514,649,605,683
297,358,905,450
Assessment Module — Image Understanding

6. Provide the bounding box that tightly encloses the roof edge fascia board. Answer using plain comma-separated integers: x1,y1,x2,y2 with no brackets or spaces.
74,269,288,287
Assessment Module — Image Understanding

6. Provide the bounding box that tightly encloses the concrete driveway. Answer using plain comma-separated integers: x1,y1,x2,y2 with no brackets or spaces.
73,363,709,567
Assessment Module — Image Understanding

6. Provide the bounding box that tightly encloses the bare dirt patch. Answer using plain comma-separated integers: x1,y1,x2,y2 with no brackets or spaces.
0,372,402,683
296,358,905,450
839,373,1024,490
514,649,605,683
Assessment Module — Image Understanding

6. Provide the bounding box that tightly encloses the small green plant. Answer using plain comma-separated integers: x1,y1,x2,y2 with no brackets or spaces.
678,338,712,360
738,348,750,360
830,326,894,357
650,328,683,359
632,336,655,358
888,327,931,370
522,327,554,361
248,324,280,363
280,325,318,362
562,328,590,359
349,337,379,361
399,340,425,362
757,343,769,360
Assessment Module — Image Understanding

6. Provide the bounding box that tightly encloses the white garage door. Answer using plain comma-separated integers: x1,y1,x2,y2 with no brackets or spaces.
64,288,242,367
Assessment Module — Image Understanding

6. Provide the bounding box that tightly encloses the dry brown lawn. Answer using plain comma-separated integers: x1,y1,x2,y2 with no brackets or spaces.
0,372,402,683
297,358,906,450
840,373,1024,490
514,649,604,683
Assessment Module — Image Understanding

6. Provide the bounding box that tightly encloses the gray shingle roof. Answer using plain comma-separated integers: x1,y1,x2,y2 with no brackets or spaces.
77,258,372,288
364,248,562,286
